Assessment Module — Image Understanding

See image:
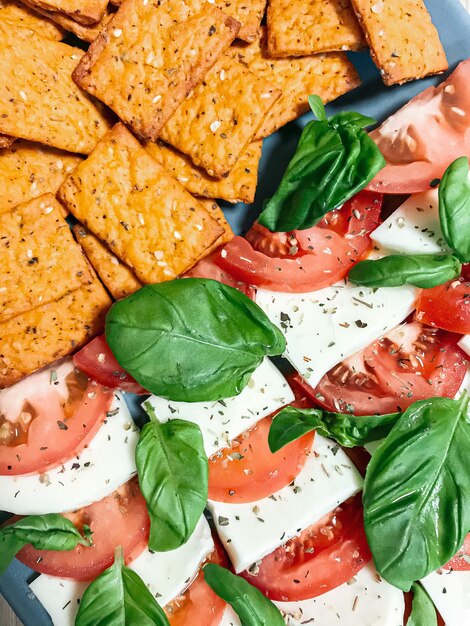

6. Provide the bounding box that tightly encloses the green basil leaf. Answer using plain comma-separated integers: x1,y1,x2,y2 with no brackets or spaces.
203,563,284,626
439,156,470,262
363,394,470,590
0,514,91,576
406,583,438,626
136,405,208,551
330,111,377,129
75,547,169,626
349,254,461,288
308,94,327,120
106,278,285,402
268,406,327,452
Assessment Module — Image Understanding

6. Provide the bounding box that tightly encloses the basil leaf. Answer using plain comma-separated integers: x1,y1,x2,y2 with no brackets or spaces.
363,394,470,590
75,547,169,626
136,405,207,551
106,278,285,402
268,406,327,452
406,583,438,626
0,514,91,576
308,94,327,121
203,563,284,626
349,254,461,288
439,156,470,262
330,111,377,129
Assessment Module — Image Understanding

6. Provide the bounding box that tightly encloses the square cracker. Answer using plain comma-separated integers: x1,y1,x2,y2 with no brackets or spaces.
58,123,224,284
73,0,240,140
266,0,365,57
145,139,262,204
0,274,111,388
0,140,82,215
213,0,266,42
24,0,108,25
0,0,64,39
350,0,447,86
228,27,361,139
159,54,280,178
197,198,234,252
0,194,93,323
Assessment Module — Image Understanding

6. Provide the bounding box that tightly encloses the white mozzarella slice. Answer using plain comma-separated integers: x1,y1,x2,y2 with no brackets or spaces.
219,606,241,626
421,568,470,626
277,562,405,626
146,359,294,458
29,516,213,626
370,189,448,255
208,435,363,574
458,335,470,357
255,283,417,388
0,393,138,514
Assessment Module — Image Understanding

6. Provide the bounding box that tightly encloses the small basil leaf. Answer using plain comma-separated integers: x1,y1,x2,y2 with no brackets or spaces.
349,254,461,288
308,94,327,120
406,583,438,626
363,394,470,590
75,547,169,626
136,405,208,551
0,514,91,576
439,156,470,262
330,111,377,129
106,278,285,402
268,406,327,452
203,563,284,626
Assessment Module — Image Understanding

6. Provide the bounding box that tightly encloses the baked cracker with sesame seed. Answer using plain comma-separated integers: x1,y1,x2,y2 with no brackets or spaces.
350,0,447,86
58,123,224,284
0,0,64,39
23,0,108,25
196,198,234,252
212,0,266,42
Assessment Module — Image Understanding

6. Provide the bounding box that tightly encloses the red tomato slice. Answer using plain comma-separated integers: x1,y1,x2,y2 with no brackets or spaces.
0,359,113,476
73,335,148,394
184,250,255,299
17,478,149,581
304,322,467,416
444,533,470,572
241,492,371,602
368,59,470,194
216,192,382,293
415,277,470,335
208,415,314,503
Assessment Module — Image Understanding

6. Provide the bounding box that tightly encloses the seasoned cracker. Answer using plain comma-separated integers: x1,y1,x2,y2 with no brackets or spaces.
145,139,262,204
0,275,111,388
24,0,108,25
73,0,240,140
350,0,447,86
267,0,365,57
58,124,224,284
73,224,142,300
197,198,234,252
0,194,93,323
0,135,15,149
0,0,64,39
229,27,361,138
159,54,280,178
213,0,266,42
0,22,111,153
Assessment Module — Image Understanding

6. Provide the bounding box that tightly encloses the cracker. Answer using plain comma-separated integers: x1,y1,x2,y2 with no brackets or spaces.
159,54,280,178
0,135,15,149
58,124,224,284
350,0,447,86
24,0,108,25
197,198,234,252
145,139,262,204
229,27,361,138
266,0,365,57
0,274,111,388
0,22,111,154
213,0,266,42
0,194,93,323
0,140,81,215
73,0,240,140
0,0,64,39
73,224,142,300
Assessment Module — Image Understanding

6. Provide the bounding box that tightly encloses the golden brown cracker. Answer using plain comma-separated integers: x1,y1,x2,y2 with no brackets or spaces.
24,0,108,25
228,28,361,138
0,22,112,153
0,0,64,39
73,224,142,300
350,0,447,86
0,194,93,323
145,139,261,204
266,0,365,57
73,0,240,140
0,275,111,388
58,124,224,284
0,135,15,149
159,54,280,178
214,0,266,42
197,198,234,252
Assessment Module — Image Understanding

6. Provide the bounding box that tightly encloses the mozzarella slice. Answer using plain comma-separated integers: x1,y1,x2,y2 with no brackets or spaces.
29,516,213,626
370,190,449,255
146,358,294,458
219,606,241,626
208,435,363,573
458,335,470,357
255,283,417,388
0,393,138,514
421,568,470,626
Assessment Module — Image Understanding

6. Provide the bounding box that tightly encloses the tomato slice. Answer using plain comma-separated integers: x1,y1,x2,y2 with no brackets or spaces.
184,250,255,299
444,533,470,572
17,478,149,581
73,335,148,394
0,359,113,476
241,492,371,602
208,415,314,503
216,192,382,293
415,277,470,335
